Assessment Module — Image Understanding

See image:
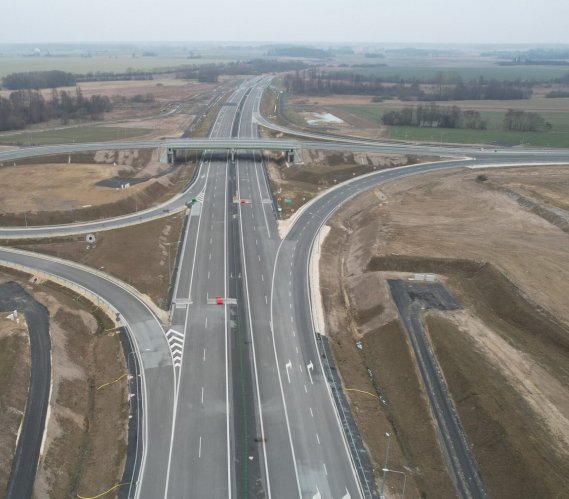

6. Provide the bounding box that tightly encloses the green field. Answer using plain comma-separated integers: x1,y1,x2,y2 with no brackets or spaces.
338,65,569,82
387,126,569,148
0,126,153,146
328,104,569,148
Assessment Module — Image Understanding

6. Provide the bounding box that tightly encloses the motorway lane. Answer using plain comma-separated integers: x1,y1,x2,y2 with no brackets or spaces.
233,82,363,498
235,81,367,498
165,82,253,498
166,157,232,498
235,84,303,497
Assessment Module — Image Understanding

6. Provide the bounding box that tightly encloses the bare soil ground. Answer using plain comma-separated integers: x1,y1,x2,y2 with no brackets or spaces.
266,151,439,219
7,212,185,310
320,165,569,498
0,149,196,226
0,316,30,497
0,267,127,499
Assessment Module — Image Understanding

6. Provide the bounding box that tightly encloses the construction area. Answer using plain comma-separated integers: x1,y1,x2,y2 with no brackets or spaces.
0,149,196,226
318,165,569,499
265,150,441,220
0,267,128,499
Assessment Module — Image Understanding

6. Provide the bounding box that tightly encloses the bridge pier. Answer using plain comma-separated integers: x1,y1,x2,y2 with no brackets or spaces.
286,148,302,164
167,148,176,164
231,149,236,162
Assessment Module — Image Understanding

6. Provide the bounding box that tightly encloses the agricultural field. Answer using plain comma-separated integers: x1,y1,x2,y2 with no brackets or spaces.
0,53,258,79
284,94,569,147
338,64,569,82
0,126,153,145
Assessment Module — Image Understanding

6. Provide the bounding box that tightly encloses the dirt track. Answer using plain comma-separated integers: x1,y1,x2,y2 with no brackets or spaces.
320,165,569,499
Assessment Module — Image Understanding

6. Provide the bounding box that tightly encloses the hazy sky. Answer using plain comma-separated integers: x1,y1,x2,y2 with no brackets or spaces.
3,0,569,44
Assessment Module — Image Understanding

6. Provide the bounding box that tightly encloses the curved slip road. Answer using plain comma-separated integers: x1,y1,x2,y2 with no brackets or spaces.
0,247,173,499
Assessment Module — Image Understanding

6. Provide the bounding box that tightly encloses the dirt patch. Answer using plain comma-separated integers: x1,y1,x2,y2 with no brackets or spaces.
7,212,185,310
0,316,30,496
427,313,569,499
0,268,127,499
266,151,439,219
319,165,569,499
0,150,196,226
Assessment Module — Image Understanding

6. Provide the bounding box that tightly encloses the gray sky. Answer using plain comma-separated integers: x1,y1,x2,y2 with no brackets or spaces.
3,0,569,44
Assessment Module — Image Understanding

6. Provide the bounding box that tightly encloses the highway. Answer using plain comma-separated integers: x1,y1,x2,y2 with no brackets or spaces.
0,75,569,498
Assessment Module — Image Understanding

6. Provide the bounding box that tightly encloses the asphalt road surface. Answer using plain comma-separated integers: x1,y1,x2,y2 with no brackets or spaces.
1,282,50,499
388,280,487,499
1,76,569,498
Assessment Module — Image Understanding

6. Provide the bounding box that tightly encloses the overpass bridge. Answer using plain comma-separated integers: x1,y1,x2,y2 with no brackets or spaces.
164,138,302,163
0,138,308,165
6,136,476,167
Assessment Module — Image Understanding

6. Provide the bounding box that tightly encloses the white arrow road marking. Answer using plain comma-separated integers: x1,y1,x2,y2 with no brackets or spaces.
307,361,314,385
166,328,184,369
342,488,352,499
312,488,321,499
285,360,292,383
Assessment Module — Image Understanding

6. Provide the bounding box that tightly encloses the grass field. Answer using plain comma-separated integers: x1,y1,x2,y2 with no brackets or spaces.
388,126,569,147
340,65,569,82
0,126,152,145
332,104,569,147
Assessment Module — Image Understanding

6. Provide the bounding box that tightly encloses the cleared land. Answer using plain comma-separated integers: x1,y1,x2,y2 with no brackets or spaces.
320,165,569,499
0,267,128,499
0,316,30,496
0,149,196,226
265,150,440,220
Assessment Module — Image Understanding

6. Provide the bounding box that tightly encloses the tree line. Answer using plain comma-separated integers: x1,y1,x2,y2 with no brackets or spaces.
0,88,112,131
381,104,487,129
2,70,76,90
176,59,309,82
283,70,534,101
381,104,549,132
503,110,549,132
